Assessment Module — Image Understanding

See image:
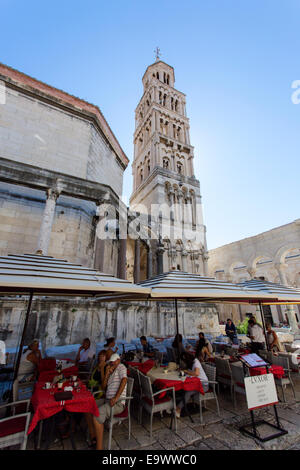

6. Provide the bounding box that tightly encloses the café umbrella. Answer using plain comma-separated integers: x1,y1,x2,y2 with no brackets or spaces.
0,253,151,387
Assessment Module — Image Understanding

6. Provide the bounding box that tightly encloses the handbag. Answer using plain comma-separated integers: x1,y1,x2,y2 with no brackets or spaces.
54,391,73,401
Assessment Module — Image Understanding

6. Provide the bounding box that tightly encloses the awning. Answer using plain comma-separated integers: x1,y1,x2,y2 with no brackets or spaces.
0,253,150,299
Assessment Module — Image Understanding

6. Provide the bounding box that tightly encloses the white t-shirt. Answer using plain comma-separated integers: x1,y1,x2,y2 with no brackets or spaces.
193,358,208,387
251,324,265,343
79,345,95,362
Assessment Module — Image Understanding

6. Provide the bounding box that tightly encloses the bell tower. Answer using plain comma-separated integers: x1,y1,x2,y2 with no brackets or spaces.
130,55,208,275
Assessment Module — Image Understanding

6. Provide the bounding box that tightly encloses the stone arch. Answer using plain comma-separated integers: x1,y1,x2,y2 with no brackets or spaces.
247,253,273,273
274,242,300,265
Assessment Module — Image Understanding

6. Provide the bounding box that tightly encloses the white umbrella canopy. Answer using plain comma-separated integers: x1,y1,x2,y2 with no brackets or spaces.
236,279,300,304
0,253,150,390
138,271,278,303
0,253,150,298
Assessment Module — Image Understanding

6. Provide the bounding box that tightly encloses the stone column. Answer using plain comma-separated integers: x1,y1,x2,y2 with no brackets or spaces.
202,252,209,276
247,268,256,279
134,238,141,283
275,263,299,332
147,245,153,279
118,238,127,279
37,183,62,255
156,242,165,274
182,249,188,272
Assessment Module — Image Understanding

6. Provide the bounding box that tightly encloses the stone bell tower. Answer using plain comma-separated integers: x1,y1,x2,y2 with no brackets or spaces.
130,54,208,275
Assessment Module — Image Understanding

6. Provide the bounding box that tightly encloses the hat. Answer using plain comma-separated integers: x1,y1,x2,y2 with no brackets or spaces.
109,353,120,362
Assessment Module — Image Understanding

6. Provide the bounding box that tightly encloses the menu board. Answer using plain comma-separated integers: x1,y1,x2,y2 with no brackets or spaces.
240,353,268,368
244,374,278,410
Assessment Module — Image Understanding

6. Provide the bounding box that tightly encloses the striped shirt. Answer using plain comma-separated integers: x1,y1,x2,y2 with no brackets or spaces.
106,363,127,404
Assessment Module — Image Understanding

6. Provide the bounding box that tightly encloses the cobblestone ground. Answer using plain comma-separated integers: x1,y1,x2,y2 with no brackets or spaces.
27,373,300,451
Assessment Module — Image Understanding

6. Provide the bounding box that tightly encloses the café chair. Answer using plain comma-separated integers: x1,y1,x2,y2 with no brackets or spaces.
278,351,300,375
0,400,31,450
128,366,142,402
231,364,247,408
13,379,35,402
193,363,220,424
270,355,296,402
215,357,233,399
107,376,134,450
138,372,177,440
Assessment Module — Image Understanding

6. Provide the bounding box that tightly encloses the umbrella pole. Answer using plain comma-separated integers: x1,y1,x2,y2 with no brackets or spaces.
12,292,34,385
175,299,180,364
259,302,269,351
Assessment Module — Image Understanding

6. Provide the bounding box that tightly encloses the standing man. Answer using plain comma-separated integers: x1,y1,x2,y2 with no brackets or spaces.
248,319,265,354
225,319,238,344
92,353,127,450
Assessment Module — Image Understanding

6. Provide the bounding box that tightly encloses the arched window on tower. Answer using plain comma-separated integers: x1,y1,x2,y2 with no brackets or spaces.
163,157,170,170
159,92,163,105
163,94,167,106
156,71,159,80
177,162,183,175
175,100,178,112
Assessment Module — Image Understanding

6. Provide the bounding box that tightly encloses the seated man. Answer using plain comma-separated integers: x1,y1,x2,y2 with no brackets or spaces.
75,338,95,370
93,353,127,450
139,336,155,359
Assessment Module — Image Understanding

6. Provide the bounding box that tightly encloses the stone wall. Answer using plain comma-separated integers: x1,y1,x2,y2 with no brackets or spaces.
0,297,221,351
0,86,124,196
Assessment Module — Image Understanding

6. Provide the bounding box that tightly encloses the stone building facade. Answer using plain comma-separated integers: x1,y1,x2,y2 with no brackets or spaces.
0,62,128,275
208,219,300,327
0,60,219,348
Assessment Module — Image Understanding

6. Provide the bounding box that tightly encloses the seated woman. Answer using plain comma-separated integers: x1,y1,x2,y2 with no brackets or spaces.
266,323,283,352
86,350,107,445
18,339,41,382
175,355,209,418
195,332,212,362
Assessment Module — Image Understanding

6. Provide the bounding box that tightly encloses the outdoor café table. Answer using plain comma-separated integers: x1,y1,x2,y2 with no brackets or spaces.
147,367,205,423
249,365,284,379
125,359,155,375
38,365,79,383
28,378,99,447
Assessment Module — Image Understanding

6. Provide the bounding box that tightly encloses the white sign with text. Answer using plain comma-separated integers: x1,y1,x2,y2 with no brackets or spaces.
244,373,278,410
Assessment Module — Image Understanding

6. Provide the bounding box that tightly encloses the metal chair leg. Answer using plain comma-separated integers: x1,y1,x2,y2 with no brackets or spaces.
150,412,153,441
108,420,113,450
199,399,203,424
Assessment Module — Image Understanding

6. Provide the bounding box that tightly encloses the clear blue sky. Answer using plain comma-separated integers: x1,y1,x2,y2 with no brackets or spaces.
0,0,299,249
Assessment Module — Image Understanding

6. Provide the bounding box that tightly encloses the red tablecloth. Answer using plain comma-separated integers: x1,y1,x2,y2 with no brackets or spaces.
28,379,99,434
126,360,155,375
250,365,284,379
38,366,79,383
153,377,205,398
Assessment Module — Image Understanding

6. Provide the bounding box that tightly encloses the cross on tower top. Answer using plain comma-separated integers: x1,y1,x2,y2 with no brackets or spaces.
154,47,161,62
